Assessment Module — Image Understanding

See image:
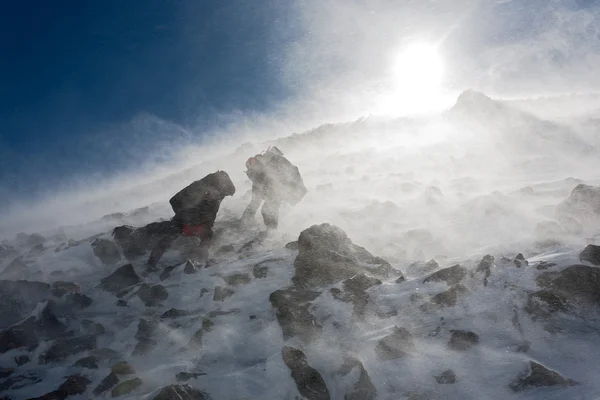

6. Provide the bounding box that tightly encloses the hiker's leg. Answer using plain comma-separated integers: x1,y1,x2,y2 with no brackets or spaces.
191,226,214,262
241,187,263,223
147,234,177,269
261,197,281,230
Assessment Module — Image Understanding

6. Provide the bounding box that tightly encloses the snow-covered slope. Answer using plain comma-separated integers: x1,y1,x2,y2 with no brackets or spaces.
2,91,600,399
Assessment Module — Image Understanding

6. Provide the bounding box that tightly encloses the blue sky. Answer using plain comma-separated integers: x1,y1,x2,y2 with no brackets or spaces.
0,0,298,204
1,0,598,209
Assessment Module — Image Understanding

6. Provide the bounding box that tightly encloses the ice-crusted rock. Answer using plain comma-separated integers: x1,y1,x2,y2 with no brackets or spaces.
153,384,212,400
0,371,42,391
0,300,67,353
423,264,467,286
137,283,168,307
448,330,479,351
375,327,414,360
92,238,121,265
98,264,141,294
50,281,81,298
293,223,399,287
532,264,600,312
0,280,51,329
338,356,377,400
0,258,31,280
580,244,600,265
112,225,147,260
39,335,97,364
475,255,494,287
510,361,579,391
213,286,234,302
556,183,600,223
269,287,322,342
30,374,92,399
331,274,381,317
434,369,457,384
282,346,330,400
111,377,142,397
93,372,119,396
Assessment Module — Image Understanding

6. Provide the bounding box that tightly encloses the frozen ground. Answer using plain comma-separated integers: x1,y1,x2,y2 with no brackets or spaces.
2,91,600,399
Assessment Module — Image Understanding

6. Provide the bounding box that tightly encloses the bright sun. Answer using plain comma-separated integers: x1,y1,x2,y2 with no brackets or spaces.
375,43,447,115
392,43,444,93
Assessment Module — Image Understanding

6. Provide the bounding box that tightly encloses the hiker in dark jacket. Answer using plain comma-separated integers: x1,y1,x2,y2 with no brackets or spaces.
146,170,235,268
241,147,306,230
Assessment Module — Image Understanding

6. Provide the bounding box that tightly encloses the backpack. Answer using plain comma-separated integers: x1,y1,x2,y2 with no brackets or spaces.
246,147,307,205
169,171,235,216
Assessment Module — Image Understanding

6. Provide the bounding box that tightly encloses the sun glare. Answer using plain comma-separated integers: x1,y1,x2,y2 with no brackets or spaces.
393,43,444,92
374,43,449,116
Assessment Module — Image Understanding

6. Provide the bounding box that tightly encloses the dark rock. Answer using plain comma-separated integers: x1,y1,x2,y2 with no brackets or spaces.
0,300,67,353
14,355,30,366
135,319,158,341
28,244,45,257
111,377,142,397
514,253,528,268
0,280,51,329
536,261,556,270
132,338,157,356
91,238,121,265
580,244,600,266
557,183,600,222
112,225,147,260
448,330,479,351
0,245,19,263
285,241,299,251
98,264,140,294
0,367,13,378
339,356,377,400
50,281,81,298
39,335,97,364
215,244,235,255
213,286,234,302
525,290,569,320
0,371,42,391
0,258,31,280
65,293,93,310
536,264,600,306
223,273,251,286
175,372,207,382
475,255,494,286
183,261,197,274
337,274,382,317
111,361,135,375
202,318,214,331
428,284,468,308
137,284,168,307
510,361,579,391
159,265,177,281
282,346,330,400
186,329,203,350
116,300,128,307
375,327,414,360
153,384,212,400
293,223,398,287
423,264,467,286
269,287,322,342
90,348,122,362
161,308,192,319
23,390,62,399
252,264,269,279
73,356,99,369
27,234,46,247
58,374,91,396
434,369,457,384
15,233,30,247
93,372,119,396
